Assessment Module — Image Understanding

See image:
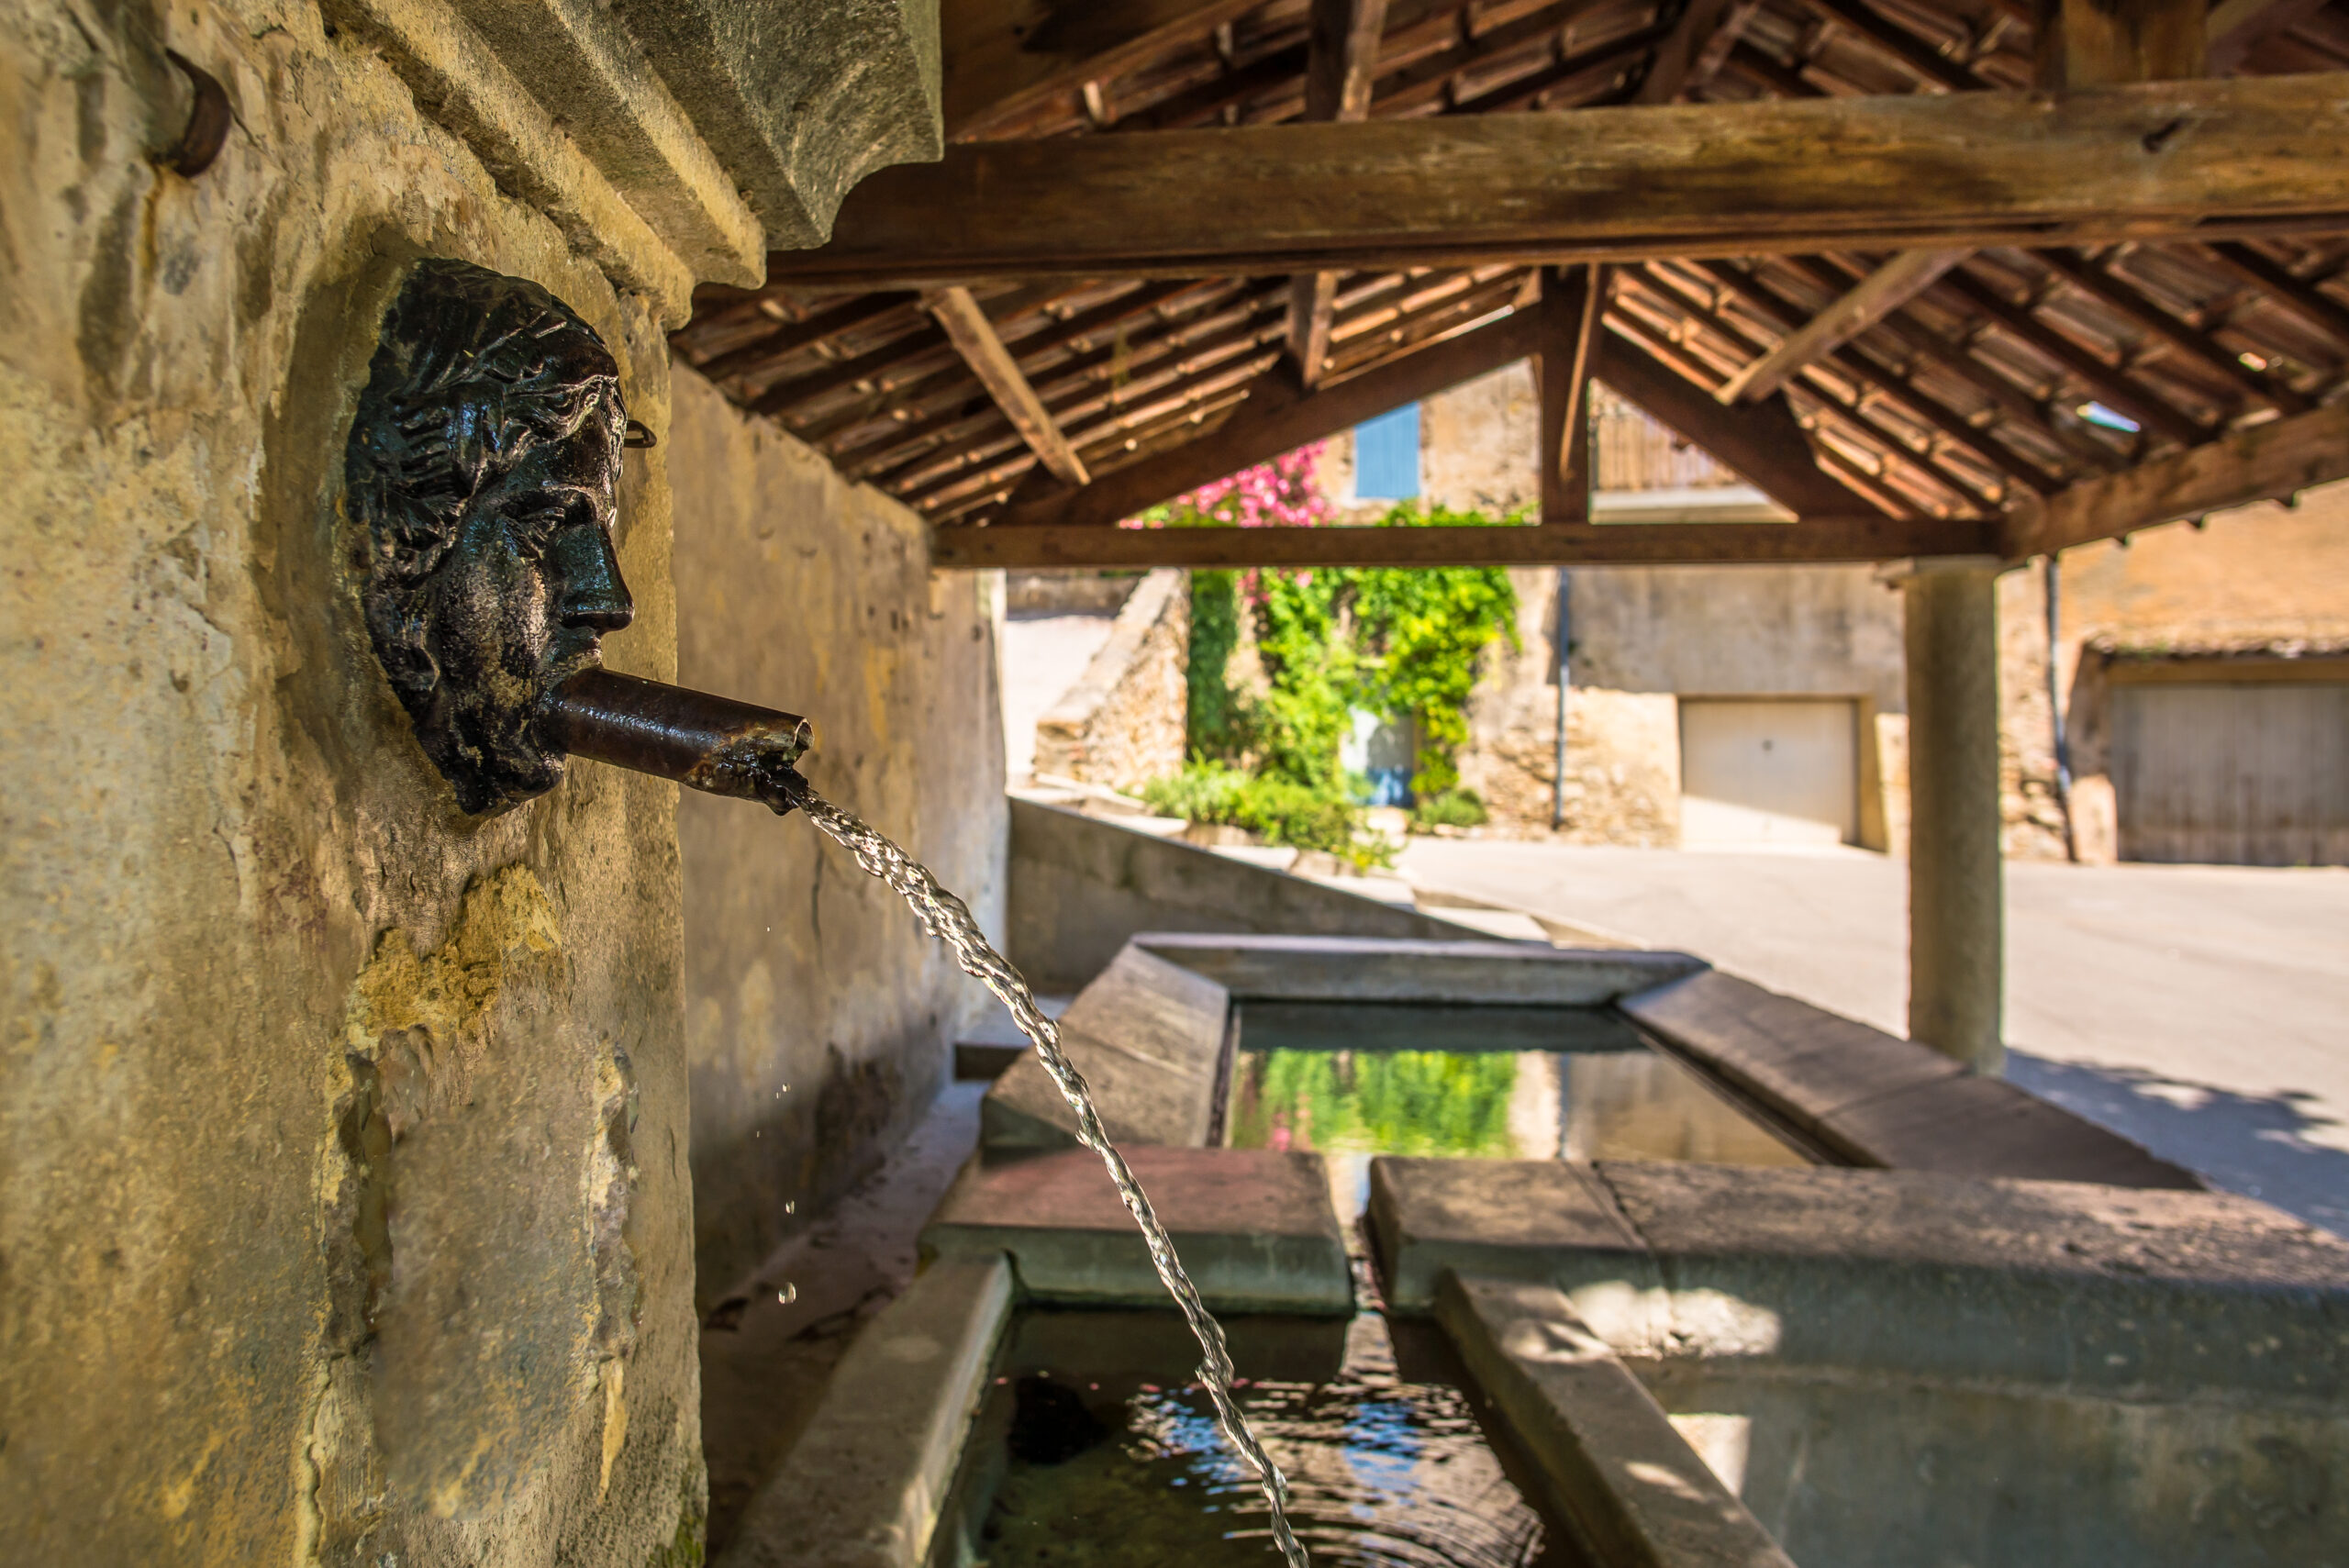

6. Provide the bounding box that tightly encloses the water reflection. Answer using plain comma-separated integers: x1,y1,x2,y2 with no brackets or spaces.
953,1311,1575,1568
1225,1002,1804,1221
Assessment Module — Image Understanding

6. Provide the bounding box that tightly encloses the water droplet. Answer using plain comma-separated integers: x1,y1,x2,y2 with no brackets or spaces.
777,1283,797,1306
785,1200,796,1215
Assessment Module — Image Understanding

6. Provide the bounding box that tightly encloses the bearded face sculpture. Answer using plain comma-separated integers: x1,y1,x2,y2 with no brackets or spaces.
346,260,635,814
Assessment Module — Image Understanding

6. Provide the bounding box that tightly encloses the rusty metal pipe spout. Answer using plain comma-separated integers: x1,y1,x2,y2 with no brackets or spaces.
545,667,815,814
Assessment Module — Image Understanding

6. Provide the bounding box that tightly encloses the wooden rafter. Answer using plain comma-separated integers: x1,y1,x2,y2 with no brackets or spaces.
921,288,1093,485
764,77,2349,285
1593,318,1898,516
1637,0,1745,103
1795,0,1993,90
1716,249,1968,403
2004,401,2349,555
2206,0,2334,72
993,308,1544,530
2034,250,2313,415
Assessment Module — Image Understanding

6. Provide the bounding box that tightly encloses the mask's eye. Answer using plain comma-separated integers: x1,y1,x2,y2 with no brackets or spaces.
504,500,573,558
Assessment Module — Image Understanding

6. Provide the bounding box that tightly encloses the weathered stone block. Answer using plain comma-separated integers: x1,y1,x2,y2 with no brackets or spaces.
1437,1273,1798,1568
922,1147,1353,1314
982,943,1230,1149
611,0,943,250
717,1256,1014,1568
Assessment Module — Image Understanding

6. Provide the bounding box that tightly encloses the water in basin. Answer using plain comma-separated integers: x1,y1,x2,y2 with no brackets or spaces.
931,1307,1588,1568
1224,1001,1807,1219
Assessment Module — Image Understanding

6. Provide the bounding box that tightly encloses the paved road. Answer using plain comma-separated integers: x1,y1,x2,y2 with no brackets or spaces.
1399,840,2349,1235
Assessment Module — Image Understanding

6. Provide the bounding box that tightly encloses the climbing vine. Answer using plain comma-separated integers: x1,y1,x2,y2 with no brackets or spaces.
1138,450,1520,848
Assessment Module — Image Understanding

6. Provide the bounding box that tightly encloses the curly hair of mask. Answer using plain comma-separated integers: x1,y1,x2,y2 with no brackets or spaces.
346,259,625,698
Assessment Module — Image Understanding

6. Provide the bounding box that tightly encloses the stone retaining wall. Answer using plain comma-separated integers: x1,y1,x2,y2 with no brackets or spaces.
1031,567,1190,793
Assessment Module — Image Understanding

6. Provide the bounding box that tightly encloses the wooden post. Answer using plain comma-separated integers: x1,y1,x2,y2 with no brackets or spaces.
1286,0,1389,387
2034,0,2205,89
1541,267,1605,525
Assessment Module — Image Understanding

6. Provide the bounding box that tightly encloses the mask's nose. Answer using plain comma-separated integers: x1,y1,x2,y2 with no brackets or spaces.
551,506,635,634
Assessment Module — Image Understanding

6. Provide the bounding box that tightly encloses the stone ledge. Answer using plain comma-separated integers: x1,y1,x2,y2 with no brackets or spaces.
1371,1157,2349,1401
922,1147,1353,1314
1437,1273,1798,1568
1621,970,2201,1187
1134,931,1707,1004
715,1255,1014,1568
982,943,1230,1150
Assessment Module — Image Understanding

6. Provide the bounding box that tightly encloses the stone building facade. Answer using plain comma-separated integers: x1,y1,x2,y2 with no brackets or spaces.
1,5,985,1565
1329,361,2349,863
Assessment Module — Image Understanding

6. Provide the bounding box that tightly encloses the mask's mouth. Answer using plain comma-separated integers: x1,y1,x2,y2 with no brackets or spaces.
540,667,816,815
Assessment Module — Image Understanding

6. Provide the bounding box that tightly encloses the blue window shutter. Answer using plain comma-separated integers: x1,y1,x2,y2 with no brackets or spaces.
1354,404,1420,500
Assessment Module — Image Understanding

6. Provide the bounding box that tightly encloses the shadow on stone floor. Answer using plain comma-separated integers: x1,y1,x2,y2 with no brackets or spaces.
2009,1052,2349,1238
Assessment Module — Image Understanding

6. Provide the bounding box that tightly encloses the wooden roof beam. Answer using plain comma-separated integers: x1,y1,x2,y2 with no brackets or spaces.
2004,401,2349,556
763,76,2349,285
922,287,1092,485
1288,0,1391,389
929,516,1993,571
1715,248,1968,404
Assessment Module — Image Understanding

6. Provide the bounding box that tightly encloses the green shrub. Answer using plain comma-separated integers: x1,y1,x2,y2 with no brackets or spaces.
1141,762,1397,869
1412,787,1488,831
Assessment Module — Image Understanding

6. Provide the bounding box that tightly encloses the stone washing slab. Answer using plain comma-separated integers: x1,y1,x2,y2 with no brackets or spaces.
1621,970,2201,1187
922,1147,1353,1314
1134,931,1708,1004
1819,1067,2205,1187
1369,1159,1654,1312
1372,1156,2349,1401
982,944,1230,1149
1438,1274,1798,1568
716,1256,1014,1568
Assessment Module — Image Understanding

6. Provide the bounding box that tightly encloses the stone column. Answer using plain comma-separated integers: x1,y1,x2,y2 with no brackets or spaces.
1898,557,2006,1073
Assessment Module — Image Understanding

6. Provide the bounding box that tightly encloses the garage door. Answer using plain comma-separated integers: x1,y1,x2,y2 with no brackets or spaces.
2112,680,2349,865
1679,699,1858,848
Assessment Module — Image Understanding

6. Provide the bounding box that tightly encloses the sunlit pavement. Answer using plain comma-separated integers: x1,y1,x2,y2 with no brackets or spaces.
1398,839,2349,1236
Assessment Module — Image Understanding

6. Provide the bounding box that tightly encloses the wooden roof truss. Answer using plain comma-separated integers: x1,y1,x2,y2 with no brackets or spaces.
672,0,2349,568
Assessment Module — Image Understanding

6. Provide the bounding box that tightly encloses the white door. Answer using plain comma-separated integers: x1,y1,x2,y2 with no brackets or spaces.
1679,699,1857,847
2112,681,2349,865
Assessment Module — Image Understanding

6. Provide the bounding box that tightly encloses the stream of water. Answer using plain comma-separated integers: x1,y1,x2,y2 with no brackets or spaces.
770,771,1310,1567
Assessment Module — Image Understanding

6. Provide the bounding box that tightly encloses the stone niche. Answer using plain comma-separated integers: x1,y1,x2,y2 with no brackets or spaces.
0,3,940,1565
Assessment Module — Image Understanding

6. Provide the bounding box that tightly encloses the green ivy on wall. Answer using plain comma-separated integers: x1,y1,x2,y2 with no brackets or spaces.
1184,502,1520,798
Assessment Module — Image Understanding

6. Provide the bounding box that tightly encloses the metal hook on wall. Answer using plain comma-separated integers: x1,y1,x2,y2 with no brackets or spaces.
160,50,231,179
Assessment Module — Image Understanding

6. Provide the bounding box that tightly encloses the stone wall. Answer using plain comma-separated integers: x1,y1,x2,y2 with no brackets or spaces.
1031,568,1189,793
669,370,1007,1302
1997,480,2349,862
1456,565,1908,846
1,9,706,1563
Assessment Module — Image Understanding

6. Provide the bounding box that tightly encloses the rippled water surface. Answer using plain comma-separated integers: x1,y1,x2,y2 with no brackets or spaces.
939,1309,1585,1568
